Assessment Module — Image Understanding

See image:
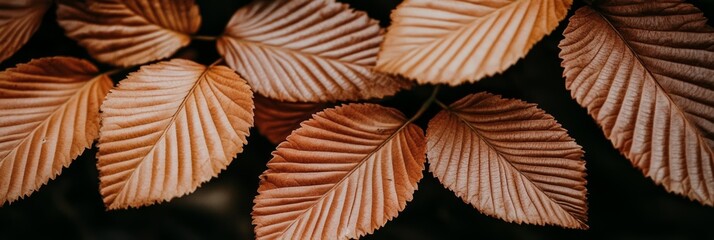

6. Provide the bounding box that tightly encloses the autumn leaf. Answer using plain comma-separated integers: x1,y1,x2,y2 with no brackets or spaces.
427,93,588,228
0,57,112,205
97,59,254,209
253,104,426,239
57,0,201,66
217,0,410,102
376,0,572,85
254,95,329,144
0,0,51,63
559,0,714,205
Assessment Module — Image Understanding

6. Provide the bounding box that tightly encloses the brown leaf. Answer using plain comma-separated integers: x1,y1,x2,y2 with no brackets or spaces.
57,0,201,66
98,59,254,209
254,95,329,144
559,0,714,205
427,93,588,229
376,0,572,85
217,0,410,102
253,104,426,239
0,57,112,205
0,0,51,63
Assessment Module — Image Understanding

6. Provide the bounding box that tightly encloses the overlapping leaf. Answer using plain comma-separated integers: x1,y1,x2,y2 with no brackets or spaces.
217,0,410,102
57,0,201,66
254,95,329,144
0,0,51,63
427,93,588,228
98,59,254,209
559,0,714,205
376,0,571,85
253,104,426,239
0,57,112,205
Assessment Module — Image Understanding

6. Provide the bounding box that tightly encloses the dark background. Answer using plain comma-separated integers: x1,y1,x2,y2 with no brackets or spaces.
2,0,714,239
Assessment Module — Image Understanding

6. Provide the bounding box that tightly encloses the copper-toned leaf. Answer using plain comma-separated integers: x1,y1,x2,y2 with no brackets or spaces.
376,0,571,85
0,57,112,205
98,59,254,209
57,0,201,66
253,104,426,239
254,95,329,144
559,0,714,205
0,0,51,63
427,93,588,228
217,0,410,102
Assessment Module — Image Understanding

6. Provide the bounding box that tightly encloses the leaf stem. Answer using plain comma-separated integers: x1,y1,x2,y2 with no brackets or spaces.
192,35,219,41
434,99,450,110
407,85,441,124
209,58,224,67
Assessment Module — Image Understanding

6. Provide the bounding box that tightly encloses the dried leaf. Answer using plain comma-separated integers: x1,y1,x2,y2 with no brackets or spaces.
559,0,714,205
0,57,112,205
57,0,201,66
217,0,410,102
98,59,254,209
254,95,329,144
427,93,588,229
0,0,51,63
253,104,426,239
376,0,571,85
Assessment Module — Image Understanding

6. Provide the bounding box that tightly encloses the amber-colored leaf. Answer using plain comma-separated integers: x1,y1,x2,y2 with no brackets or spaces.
217,0,410,102
376,0,571,85
427,93,588,228
254,95,329,144
0,0,51,63
57,0,201,66
253,104,425,239
559,0,714,205
98,59,254,209
0,57,112,205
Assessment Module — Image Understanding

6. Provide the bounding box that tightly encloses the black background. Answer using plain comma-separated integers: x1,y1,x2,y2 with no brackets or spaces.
1,0,714,239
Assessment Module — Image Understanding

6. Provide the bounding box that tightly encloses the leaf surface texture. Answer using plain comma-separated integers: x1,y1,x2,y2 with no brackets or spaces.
0,57,112,204
254,95,328,144
427,93,588,228
57,0,201,66
559,0,714,205
98,59,254,209
217,0,409,102
253,104,425,239
0,0,51,63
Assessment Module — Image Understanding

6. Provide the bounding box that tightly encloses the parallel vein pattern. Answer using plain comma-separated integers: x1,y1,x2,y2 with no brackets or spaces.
559,0,714,205
0,57,112,205
57,0,201,66
0,0,50,63
98,59,254,209
253,104,426,239
427,93,588,228
254,95,329,144
217,0,410,102
376,0,571,85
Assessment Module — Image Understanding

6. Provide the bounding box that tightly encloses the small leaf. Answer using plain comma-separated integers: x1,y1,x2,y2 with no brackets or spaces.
0,0,51,63
57,0,201,66
253,104,426,239
0,57,112,205
217,0,410,102
376,0,572,85
559,0,714,205
427,93,588,229
254,95,329,144
98,59,254,209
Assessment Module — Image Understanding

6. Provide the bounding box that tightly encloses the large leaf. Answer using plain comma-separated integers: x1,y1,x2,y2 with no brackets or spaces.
376,0,572,85
0,57,112,205
98,59,254,209
217,0,410,102
254,95,329,144
253,104,426,239
427,93,588,228
57,0,201,66
559,0,714,205
0,0,51,63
